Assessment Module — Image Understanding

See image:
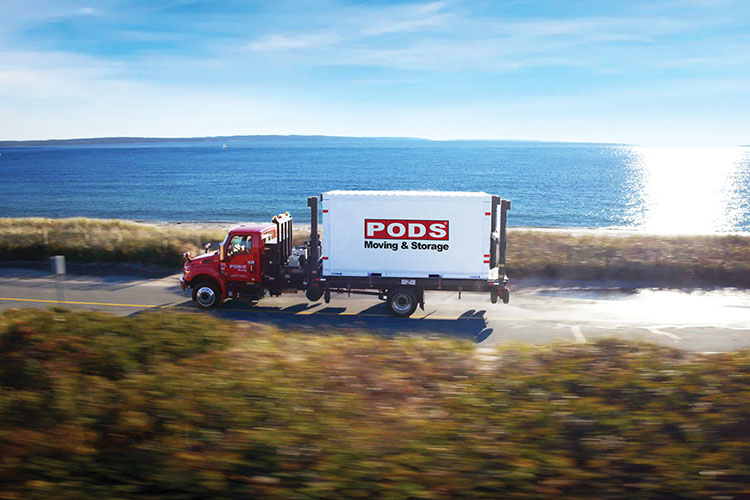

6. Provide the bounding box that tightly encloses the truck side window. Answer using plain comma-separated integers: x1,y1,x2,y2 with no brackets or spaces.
227,235,251,256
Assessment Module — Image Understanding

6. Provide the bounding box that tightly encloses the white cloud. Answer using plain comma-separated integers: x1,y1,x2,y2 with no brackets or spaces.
245,31,343,52
240,8,711,72
489,16,700,39
1,0,748,145
244,1,452,53
680,0,732,6
0,50,122,99
361,1,450,35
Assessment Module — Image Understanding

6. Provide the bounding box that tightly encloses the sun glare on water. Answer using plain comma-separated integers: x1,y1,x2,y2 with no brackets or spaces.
624,147,750,233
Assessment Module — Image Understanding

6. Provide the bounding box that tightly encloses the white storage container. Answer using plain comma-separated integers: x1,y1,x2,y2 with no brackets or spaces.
321,191,494,280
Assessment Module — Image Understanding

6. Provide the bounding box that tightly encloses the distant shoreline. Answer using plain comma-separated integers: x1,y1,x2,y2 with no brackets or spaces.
0,134,626,148
0,135,425,147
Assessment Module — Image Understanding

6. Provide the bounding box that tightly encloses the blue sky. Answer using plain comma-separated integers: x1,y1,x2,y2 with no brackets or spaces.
1,0,749,144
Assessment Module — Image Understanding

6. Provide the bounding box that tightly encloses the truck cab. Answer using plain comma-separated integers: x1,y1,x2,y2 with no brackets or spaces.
180,214,294,308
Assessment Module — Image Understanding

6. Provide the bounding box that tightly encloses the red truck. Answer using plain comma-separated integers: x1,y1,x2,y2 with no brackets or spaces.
180,191,511,317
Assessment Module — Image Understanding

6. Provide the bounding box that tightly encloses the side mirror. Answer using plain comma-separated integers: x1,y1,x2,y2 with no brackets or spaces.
219,242,226,261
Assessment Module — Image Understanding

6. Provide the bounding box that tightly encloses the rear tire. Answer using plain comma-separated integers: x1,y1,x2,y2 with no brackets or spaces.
193,281,221,309
387,289,418,318
305,286,323,302
490,289,498,304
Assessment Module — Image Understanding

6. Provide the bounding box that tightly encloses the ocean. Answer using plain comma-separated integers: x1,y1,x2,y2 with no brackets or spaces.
1,139,749,233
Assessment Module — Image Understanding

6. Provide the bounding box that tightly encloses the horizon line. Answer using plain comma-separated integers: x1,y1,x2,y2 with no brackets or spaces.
0,133,632,147
2,134,747,148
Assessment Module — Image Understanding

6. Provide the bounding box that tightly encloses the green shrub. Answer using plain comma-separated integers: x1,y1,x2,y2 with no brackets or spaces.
1,309,749,499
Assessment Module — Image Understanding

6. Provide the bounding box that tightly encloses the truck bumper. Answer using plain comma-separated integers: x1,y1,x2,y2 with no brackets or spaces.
180,277,188,291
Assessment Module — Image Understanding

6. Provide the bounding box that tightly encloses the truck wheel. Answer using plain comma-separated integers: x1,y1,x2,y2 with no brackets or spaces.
193,282,221,309
305,286,323,302
387,289,418,318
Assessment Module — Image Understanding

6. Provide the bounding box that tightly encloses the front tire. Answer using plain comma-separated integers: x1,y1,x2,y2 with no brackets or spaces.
387,289,418,318
192,281,221,309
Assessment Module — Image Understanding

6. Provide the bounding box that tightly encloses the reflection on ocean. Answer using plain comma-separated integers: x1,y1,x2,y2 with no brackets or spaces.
623,147,750,233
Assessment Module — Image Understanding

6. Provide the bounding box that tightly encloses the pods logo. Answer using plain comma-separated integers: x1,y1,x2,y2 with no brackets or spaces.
364,219,449,240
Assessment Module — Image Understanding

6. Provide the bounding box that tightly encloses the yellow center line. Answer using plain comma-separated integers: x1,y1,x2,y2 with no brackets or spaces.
296,304,323,315
0,297,158,308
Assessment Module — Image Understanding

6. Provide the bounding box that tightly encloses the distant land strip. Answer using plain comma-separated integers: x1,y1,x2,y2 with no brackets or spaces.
0,135,429,147
0,135,624,147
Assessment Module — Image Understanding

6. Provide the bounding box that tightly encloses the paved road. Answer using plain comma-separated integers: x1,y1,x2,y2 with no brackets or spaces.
2,269,750,352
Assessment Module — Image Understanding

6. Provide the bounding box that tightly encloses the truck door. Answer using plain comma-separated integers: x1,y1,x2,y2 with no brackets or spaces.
224,234,255,281
248,234,262,282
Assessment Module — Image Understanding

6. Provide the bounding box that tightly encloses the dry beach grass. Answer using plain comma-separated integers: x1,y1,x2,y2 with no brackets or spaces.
508,228,750,287
0,217,227,268
1,217,750,286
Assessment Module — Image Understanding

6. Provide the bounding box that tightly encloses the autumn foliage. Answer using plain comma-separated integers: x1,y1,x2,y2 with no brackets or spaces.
1,308,749,499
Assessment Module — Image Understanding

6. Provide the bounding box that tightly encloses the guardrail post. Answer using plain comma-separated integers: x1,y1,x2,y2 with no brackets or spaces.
50,255,66,303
